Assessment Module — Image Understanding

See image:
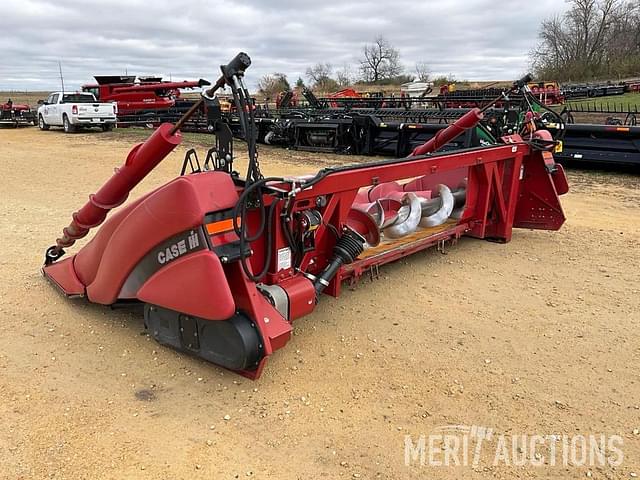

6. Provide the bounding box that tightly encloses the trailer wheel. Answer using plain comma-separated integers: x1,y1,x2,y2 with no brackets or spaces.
38,115,50,131
63,114,75,133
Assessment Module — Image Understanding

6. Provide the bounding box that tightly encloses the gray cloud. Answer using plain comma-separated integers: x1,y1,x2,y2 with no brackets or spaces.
0,0,567,91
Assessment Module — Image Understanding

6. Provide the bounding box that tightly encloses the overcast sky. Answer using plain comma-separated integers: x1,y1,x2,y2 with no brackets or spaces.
0,0,568,91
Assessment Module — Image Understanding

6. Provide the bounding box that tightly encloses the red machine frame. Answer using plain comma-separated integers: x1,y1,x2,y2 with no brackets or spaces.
268,142,566,297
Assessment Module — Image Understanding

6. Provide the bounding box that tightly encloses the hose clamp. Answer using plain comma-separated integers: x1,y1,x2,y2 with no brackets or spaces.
201,89,216,101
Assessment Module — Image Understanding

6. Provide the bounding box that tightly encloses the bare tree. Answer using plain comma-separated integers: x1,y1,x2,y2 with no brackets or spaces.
305,63,339,92
414,61,431,82
257,73,290,99
360,36,403,82
531,0,636,80
606,0,640,76
306,63,333,84
335,63,354,87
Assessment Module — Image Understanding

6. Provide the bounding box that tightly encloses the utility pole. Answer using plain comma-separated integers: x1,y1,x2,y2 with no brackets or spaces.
58,61,65,93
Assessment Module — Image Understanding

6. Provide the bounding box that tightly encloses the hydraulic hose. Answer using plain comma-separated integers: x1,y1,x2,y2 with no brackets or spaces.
45,52,251,265
232,177,286,282
410,108,484,156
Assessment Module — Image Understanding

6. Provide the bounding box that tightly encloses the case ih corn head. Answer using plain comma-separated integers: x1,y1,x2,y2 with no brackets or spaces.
42,54,569,379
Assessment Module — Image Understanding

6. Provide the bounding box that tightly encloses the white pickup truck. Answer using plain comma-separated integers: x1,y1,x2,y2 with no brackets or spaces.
37,92,117,133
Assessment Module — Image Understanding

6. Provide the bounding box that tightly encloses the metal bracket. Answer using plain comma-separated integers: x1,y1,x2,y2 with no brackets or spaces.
181,149,201,176
368,264,380,282
257,284,290,320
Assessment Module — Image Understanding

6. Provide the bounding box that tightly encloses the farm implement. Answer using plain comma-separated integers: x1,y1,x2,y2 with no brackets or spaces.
246,85,567,157
552,123,640,167
562,81,630,100
233,89,640,168
82,75,210,125
1,99,36,127
42,54,569,379
551,102,640,167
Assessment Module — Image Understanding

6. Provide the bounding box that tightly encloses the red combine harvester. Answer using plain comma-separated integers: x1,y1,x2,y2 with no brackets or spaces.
82,75,209,117
43,54,569,379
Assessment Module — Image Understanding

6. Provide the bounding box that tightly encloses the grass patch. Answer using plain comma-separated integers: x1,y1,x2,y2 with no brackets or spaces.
564,92,640,111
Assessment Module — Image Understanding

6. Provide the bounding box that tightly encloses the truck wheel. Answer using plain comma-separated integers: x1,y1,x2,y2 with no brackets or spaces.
38,115,50,131
102,124,113,132
63,114,75,133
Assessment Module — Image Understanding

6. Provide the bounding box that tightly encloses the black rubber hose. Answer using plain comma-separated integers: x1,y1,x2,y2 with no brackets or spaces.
239,199,278,282
313,229,365,296
232,177,285,283
280,205,301,266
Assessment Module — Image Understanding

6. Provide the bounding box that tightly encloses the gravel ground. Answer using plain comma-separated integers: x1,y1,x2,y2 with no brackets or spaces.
0,126,639,479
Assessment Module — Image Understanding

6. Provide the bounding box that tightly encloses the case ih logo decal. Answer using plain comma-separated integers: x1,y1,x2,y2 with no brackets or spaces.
118,227,209,298
157,230,202,265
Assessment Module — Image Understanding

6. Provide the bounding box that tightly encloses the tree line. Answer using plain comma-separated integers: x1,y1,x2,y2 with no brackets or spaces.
259,2,640,99
532,0,640,82
257,36,435,98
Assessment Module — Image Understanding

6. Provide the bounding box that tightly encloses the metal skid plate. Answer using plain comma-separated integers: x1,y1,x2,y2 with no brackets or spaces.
144,304,264,371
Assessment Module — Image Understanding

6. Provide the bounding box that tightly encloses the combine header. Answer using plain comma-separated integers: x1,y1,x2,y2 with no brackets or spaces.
82,75,210,122
42,54,569,379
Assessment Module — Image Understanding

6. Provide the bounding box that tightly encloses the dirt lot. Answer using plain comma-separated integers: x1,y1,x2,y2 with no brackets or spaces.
1,126,639,479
